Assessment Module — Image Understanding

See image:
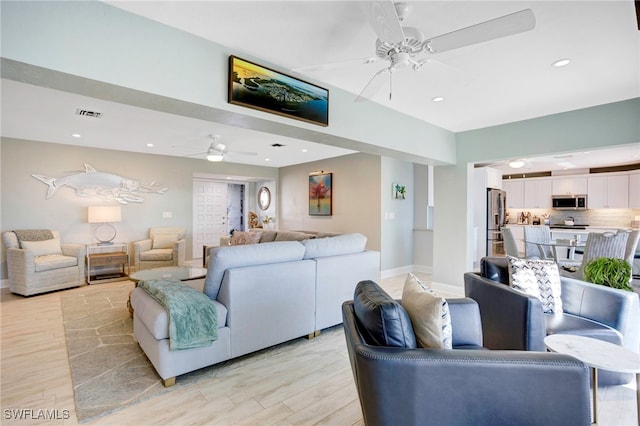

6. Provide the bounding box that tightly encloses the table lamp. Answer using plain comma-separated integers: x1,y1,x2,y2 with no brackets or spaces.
88,205,122,245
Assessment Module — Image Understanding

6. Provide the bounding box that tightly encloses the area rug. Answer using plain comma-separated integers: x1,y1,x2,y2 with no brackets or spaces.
61,282,326,423
61,282,170,422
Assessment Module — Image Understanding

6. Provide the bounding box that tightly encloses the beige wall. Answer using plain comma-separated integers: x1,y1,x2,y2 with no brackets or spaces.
278,153,381,251
0,137,278,279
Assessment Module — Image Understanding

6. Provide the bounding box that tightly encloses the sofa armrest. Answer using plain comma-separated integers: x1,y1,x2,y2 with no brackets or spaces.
561,276,640,352
6,248,36,275
355,347,590,426
172,239,186,266
61,243,86,259
61,243,86,273
447,298,483,347
132,239,152,269
464,272,546,351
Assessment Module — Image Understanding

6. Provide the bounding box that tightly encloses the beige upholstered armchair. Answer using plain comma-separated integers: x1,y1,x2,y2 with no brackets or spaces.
2,230,86,296
132,227,186,271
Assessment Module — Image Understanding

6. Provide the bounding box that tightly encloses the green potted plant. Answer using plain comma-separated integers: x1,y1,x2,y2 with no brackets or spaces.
583,257,632,292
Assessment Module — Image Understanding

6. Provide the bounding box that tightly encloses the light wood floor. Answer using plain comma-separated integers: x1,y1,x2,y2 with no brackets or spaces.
1,272,637,425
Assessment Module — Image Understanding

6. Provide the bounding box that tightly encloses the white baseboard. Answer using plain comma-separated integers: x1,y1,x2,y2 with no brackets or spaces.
430,281,465,297
1,278,9,289
380,264,433,279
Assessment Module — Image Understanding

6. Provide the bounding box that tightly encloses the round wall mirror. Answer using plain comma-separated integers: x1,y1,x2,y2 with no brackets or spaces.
257,186,271,210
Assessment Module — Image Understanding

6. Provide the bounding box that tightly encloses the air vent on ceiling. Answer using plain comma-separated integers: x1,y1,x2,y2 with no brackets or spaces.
75,108,102,118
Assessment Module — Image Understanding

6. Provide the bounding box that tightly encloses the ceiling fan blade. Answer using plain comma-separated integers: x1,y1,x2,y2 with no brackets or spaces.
355,67,390,103
426,9,536,54
293,57,379,73
366,1,405,44
227,150,258,157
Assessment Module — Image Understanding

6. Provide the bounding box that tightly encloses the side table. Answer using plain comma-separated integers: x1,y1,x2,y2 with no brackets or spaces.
86,242,129,284
545,334,640,425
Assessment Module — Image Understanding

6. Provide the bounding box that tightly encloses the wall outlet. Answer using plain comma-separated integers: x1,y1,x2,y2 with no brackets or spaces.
162,211,172,219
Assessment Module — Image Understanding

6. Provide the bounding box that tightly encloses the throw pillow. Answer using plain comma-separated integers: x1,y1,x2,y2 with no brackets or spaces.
506,256,563,314
230,231,262,246
20,238,62,257
401,273,453,349
353,280,417,348
152,233,179,249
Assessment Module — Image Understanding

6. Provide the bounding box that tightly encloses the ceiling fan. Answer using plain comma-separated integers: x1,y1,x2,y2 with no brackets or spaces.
355,1,536,101
187,134,258,162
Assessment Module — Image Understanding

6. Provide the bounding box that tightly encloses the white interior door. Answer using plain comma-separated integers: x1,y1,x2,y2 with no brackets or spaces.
193,180,228,258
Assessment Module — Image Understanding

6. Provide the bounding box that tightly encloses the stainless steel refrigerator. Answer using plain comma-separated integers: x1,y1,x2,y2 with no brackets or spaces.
486,188,507,257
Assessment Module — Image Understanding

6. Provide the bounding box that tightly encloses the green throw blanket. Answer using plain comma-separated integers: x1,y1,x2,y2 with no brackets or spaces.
139,279,218,350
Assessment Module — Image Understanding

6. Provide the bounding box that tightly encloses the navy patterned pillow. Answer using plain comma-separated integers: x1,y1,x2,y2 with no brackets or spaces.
507,256,563,314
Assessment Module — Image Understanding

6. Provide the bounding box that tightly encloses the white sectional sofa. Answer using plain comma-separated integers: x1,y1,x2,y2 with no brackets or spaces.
130,233,380,386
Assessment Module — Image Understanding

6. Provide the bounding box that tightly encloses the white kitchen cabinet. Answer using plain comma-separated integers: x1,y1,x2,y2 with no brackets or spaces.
503,179,524,208
629,172,640,208
552,177,587,195
588,175,629,208
523,179,552,209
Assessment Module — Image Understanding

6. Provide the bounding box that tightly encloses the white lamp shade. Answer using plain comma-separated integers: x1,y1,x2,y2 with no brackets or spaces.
88,206,122,223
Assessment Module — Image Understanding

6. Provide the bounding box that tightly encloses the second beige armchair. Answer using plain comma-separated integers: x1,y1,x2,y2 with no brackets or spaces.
132,227,186,271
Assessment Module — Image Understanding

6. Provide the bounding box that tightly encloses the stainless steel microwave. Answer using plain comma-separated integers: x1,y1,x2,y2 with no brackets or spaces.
552,194,587,210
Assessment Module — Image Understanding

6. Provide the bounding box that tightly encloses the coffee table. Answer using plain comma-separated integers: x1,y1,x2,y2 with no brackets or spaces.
127,266,207,317
129,266,207,283
545,334,640,425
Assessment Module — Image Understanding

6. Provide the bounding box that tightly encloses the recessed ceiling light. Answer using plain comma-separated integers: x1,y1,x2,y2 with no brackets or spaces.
302,149,308,153
552,58,571,68
432,96,444,102
265,158,271,162
508,159,525,169
71,133,81,138
146,143,154,147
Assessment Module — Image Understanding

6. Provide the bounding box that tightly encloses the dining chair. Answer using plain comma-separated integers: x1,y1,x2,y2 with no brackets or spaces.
523,226,553,259
561,231,629,280
501,227,520,257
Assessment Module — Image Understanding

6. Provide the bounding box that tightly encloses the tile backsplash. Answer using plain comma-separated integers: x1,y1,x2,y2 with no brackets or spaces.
506,208,640,228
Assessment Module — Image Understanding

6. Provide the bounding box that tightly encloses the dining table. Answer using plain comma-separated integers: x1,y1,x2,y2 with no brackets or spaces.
524,239,586,264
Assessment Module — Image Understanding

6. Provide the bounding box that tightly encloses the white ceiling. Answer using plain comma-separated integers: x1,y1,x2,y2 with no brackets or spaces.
2,1,639,171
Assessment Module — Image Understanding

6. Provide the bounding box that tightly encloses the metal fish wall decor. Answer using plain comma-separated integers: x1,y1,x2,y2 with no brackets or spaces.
32,163,168,204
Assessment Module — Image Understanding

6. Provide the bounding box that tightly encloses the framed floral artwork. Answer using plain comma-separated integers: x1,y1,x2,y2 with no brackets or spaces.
309,172,332,216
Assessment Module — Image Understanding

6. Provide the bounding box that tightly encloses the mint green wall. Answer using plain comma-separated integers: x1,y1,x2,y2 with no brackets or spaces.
432,99,640,287
1,0,455,165
380,157,415,272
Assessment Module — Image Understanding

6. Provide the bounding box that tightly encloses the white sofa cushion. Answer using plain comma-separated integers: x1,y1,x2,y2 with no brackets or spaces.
302,233,367,259
34,254,78,272
21,238,62,256
204,241,306,299
140,248,173,261
152,233,179,249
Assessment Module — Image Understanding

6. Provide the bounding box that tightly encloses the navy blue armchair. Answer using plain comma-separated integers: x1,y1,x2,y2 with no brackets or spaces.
343,280,591,426
465,257,640,385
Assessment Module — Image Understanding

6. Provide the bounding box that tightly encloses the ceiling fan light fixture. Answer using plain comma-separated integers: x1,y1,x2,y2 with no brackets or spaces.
206,151,224,162
508,159,525,169
552,58,571,68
